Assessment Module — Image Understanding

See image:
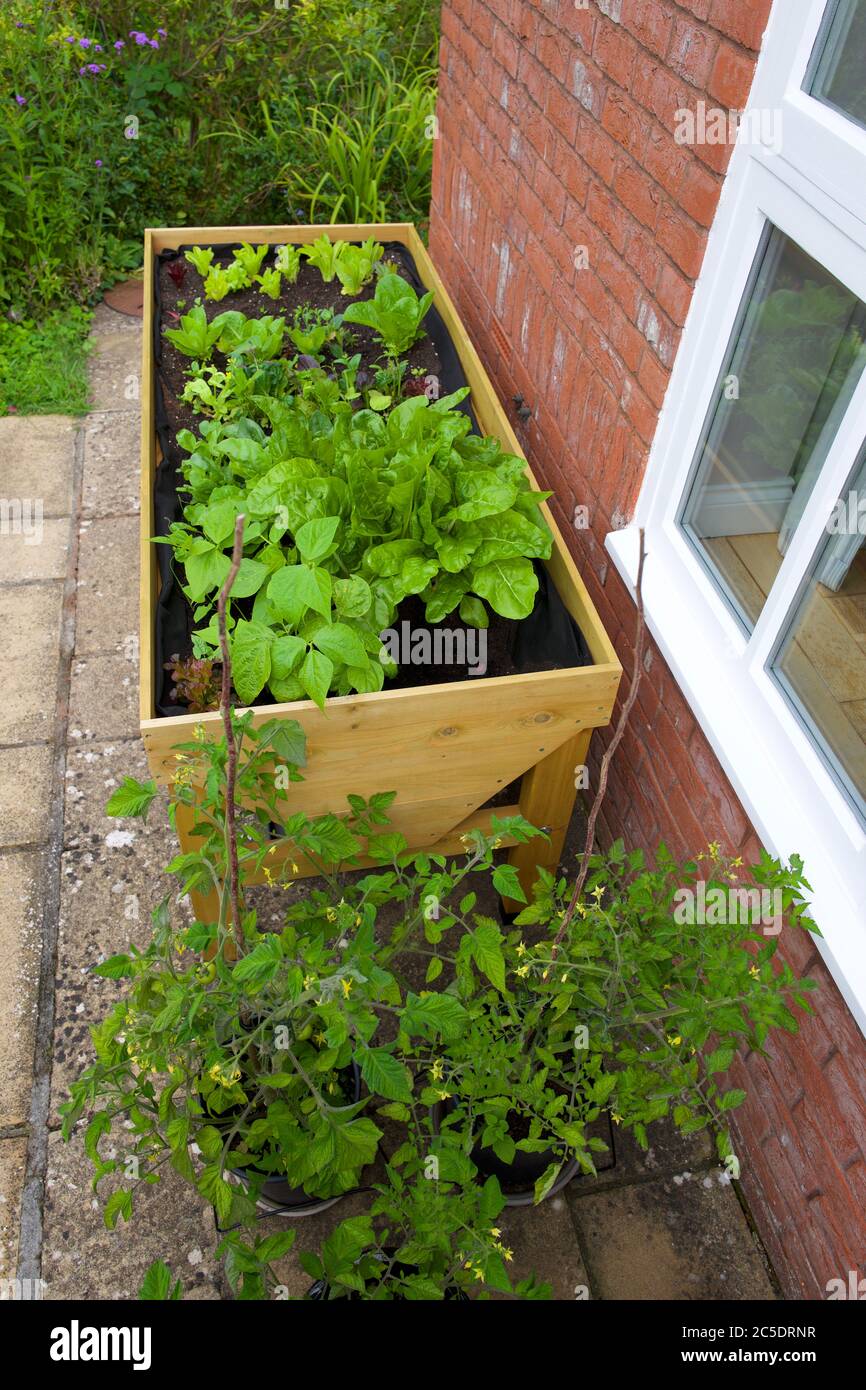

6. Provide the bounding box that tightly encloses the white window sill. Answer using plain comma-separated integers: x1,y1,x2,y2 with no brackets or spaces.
606,522,866,1036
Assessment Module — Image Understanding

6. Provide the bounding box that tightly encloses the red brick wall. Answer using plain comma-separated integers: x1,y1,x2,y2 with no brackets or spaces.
429,0,866,1300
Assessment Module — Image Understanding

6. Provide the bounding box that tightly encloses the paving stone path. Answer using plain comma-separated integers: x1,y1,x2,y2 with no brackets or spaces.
0,305,780,1300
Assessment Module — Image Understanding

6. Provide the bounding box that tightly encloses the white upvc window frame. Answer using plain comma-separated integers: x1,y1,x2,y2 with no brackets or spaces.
607,0,866,1033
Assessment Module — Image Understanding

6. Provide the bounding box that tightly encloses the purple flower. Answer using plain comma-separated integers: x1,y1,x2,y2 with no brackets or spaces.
14,95,26,107
95,159,103,167
130,30,149,45
93,44,103,52
114,40,125,50
157,28,167,37
79,37,91,48
79,63,107,75
64,35,75,43
149,38,159,48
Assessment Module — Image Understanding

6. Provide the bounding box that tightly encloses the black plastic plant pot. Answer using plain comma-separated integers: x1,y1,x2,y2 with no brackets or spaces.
432,1099,580,1208
305,1251,469,1301
230,1061,362,1218
470,1135,581,1208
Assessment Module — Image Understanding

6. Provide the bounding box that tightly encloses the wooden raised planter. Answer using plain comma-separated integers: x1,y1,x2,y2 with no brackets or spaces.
139,223,621,917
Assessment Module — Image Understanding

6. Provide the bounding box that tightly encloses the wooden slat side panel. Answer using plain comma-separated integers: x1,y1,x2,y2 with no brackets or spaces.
141,663,621,786
139,229,157,723
148,224,415,253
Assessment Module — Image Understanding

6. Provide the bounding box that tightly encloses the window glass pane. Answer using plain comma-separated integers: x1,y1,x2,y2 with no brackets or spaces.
680,228,866,628
772,451,866,819
807,0,866,132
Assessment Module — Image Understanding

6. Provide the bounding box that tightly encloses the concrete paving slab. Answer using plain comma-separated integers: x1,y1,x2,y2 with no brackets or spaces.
0,415,77,516
43,1130,220,1300
569,1169,777,1300
62,738,166,849
0,583,63,743
0,1138,27,1281
75,515,139,656
0,851,44,1127
0,520,70,583
87,310,143,414
51,845,188,1122
0,745,55,848
497,1193,591,1299
81,410,141,519
68,654,139,741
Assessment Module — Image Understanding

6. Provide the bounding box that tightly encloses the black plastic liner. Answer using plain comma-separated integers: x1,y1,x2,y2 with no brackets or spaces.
150,238,591,717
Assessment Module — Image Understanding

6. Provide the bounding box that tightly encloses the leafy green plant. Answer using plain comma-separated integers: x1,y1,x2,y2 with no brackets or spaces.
417,842,818,1202
274,244,303,283
185,246,215,278
234,242,268,279
303,233,346,282
163,304,223,360
204,261,248,302
257,267,282,300
293,1161,550,1300
158,380,552,705
235,45,437,225
66,557,547,1295
62,713,402,1225
334,237,384,296
343,270,433,355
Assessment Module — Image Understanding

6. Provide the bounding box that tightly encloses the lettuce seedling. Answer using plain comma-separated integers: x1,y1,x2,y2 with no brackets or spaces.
256,267,282,300
303,233,346,282
334,238,384,296
274,244,303,283
204,261,248,301
184,246,214,277
343,272,433,356
233,242,268,279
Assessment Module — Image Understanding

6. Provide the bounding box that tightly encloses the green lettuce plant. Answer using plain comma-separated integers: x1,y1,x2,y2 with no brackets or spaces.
234,242,269,279
275,245,303,283
185,246,215,278
343,270,433,355
334,238,384,296
303,233,346,282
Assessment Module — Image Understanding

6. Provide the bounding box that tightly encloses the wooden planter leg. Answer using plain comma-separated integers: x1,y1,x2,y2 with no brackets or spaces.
504,728,592,910
174,799,221,926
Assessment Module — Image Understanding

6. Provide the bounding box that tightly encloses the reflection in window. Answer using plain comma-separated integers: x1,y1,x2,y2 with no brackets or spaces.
773,451,866,820
680,228,866,628
807,0,866,132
